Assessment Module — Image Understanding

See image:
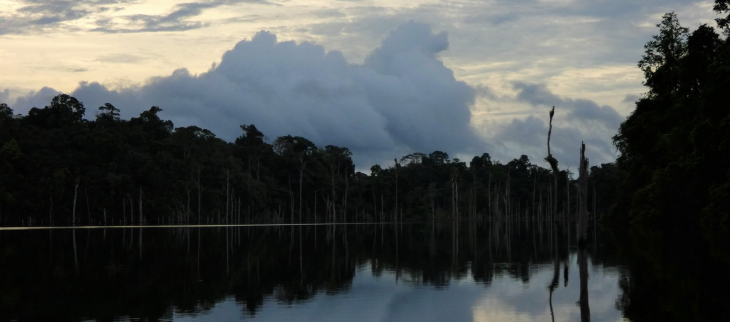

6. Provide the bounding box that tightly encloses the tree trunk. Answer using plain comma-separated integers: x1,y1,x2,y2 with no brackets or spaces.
506,172,511,220
380,193,384,223
532,173,536,219
372,187,376,222
299,159,306,223
567,168,570,223
545,106,560,224
139,186,144,224
488,173,492,218
577,142,589,246
331,169,337,223
226,169,230,224
394,159,398,223
85,189,91,225
553,175,558,223
72,179,79,225
452,176,456,219
344,174,349,223
289,177,294,223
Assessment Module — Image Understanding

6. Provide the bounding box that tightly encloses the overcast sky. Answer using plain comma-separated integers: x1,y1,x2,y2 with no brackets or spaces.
0,0,721,170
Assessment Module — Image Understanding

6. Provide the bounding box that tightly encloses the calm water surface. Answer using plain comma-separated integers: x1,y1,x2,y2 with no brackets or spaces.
0,222,726,321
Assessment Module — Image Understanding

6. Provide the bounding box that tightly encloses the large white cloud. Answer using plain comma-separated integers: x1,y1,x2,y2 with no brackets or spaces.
8,21,483,168
6,20,631,170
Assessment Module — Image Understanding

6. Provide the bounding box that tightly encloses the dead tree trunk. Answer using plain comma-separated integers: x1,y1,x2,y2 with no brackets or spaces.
394,159,399,224
545,106,559,224
226,169,230,223
371,187,377,222
299,157,306,223
532,171,536,219
566,167,571,223
344,174,349,223
85,189,91,225
506,172,511,220
49,195,53,226
331,168,337,223
139,186,144,224
72,178,79,225
576,142,589,247
288,177,294,223
488,173,492,219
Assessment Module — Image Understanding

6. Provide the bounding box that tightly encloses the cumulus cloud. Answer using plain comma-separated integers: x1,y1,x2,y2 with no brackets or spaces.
9,21,482,169
5,20,625,170
0,89,10,104
13,87,61,111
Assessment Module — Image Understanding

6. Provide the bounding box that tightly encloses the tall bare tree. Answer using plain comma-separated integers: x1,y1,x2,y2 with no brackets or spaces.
577,142,589,246
545,106,559,222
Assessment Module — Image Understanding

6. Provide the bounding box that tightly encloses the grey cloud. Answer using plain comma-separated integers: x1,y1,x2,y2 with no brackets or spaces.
622,93,640,103
481,81,622,168
568,98,624,127
12,22,481,169
4,0,268,35
31,8,90,25
2,0,128,34
464,12,519,26
91,0,272,33
494,115,617,169
512,82,561,107
512,82,623,132
13,87,62,110
18,1,75,14
0,89,10,104
474,85,500,101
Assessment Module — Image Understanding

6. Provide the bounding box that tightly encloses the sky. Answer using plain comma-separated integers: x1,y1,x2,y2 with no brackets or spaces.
0,0,722,171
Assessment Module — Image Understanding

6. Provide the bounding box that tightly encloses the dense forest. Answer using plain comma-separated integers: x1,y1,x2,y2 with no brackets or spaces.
0,94,616,226
611,2,730,233
1,1,729,238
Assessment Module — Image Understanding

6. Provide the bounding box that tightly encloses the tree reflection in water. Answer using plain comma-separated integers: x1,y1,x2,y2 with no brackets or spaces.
0,221,724,321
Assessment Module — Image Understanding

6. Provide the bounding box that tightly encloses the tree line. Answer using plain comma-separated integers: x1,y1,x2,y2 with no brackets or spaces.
0,95,616,226
5,3,727,230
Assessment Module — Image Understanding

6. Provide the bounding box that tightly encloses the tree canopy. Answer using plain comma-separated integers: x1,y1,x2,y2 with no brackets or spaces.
612,4,730,231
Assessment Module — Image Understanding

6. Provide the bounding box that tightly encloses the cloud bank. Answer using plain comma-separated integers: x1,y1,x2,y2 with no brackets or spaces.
6,21,625,170
9,21,482,168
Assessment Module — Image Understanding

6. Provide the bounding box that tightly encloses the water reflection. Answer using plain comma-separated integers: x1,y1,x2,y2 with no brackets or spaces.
0,222,625,321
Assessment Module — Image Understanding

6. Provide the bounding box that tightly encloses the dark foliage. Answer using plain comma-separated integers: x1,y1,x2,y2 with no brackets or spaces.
0,94,616,226
612,5,730,230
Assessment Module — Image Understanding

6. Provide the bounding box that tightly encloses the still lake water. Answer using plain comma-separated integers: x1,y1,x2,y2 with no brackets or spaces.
0,222,726,321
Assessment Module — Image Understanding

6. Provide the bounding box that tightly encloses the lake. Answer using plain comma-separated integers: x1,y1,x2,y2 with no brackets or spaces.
0,221,727,321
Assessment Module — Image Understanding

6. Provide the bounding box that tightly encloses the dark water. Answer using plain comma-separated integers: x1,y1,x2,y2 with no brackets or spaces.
0,222,727,321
